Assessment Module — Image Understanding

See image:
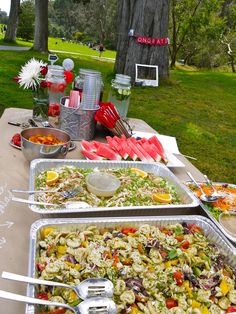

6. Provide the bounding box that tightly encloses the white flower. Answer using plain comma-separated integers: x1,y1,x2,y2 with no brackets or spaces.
18,58,47,90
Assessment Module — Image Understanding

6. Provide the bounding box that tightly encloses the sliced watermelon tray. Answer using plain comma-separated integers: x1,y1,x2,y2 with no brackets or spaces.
81,134,168,164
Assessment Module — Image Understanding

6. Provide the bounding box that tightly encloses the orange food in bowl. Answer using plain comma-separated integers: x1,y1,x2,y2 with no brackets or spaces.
28,134,64,145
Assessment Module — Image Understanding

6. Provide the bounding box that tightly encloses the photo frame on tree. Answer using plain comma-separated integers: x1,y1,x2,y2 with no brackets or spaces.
135,64,159,87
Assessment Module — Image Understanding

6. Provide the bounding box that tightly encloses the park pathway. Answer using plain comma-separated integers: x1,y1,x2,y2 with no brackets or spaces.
0,45,115,62
0,45,30,51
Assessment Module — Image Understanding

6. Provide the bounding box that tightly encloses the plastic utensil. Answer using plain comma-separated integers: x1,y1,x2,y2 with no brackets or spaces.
0,291,117,314
2,272,113,300
186,172,220,203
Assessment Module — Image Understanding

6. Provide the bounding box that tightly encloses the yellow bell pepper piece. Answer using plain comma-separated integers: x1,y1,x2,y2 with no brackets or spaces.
68,291,78,303
165,259,179,268
183,280,192,297
220,278,231,296
74,264,81,270
65,261,81,270
81,241,88,248
201,306,210,314
41,227,55,239
192,300,201,308
130,306,144,314
57,246,66,254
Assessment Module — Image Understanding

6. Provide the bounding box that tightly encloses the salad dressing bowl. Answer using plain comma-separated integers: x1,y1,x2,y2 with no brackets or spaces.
85,172,121,197
219,212,236,240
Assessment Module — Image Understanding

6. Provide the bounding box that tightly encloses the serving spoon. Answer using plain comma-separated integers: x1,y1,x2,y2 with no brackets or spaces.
2,271,114,300
187,172,221,203
203,174,223,199
0,291,117,314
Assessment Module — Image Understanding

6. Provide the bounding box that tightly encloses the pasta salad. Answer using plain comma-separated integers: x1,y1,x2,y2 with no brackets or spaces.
36,222,236,314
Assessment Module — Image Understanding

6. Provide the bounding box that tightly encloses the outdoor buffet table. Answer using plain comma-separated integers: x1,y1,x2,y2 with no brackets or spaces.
0,108,208,313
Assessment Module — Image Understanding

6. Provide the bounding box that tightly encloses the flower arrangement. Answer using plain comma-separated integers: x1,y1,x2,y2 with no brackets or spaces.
16,58,49,121
18,57,48,91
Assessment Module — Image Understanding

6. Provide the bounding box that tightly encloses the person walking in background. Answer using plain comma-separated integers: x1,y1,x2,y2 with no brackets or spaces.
99,44,105,57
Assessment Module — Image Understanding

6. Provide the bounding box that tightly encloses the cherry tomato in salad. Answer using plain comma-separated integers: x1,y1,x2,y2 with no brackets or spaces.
36,262,46,271
166,298,178,309
226,306,236,313
39,309,66,314
37,292,49,300
181,241,190,250
188,223,202,234
160,250,168,258
174,271,184,285
121,227,137,235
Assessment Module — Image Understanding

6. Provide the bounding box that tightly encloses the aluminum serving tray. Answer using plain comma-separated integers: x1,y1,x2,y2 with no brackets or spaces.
185,181,236,244
29,159,199,216
26,215,236,314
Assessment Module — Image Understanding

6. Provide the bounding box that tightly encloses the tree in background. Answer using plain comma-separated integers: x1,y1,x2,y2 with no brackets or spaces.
34,0,48,52
0,9,8,25
81,0,117,49
4,0,20,42
168,0,236,70
115,0,169,80
52,0,79,40
177,1,225,68
50,0,117,49
219,0,236,72
17,0,35,41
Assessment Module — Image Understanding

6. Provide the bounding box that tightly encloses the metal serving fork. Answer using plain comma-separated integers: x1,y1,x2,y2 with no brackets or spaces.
11,187,83,199
2,271,113,300
0,291,117,314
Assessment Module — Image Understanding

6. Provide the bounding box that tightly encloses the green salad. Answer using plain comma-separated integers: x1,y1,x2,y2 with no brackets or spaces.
35,166,180,208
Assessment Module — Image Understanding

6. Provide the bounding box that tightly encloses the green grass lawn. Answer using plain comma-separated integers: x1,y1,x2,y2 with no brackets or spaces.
0,48,235,184
0,35,116,59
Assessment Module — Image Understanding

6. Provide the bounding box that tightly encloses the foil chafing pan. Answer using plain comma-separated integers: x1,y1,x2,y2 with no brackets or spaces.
28,159,199,215
185,181,236,244
26,215,236,314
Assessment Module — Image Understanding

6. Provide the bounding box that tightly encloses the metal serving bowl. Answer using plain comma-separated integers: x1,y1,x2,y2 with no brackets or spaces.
21,127,71,162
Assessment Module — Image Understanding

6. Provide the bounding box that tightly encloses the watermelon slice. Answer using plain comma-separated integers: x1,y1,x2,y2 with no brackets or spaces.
148,135,167,162
127,138,148,161
136,143,154,162
141,142,161,162
81,149,103,160
81,140,97,152
96,145,121,160
120,139,137,160
113,136,122,144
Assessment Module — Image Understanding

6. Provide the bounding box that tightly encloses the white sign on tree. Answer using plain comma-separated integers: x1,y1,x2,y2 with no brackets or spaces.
135,64,159,87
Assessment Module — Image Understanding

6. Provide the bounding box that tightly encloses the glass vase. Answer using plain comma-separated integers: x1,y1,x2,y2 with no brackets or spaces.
32,88,49,122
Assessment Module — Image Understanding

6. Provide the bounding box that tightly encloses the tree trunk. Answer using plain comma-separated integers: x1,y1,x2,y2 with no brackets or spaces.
4,0,20,42
34,0,48,52
115,0,169,81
